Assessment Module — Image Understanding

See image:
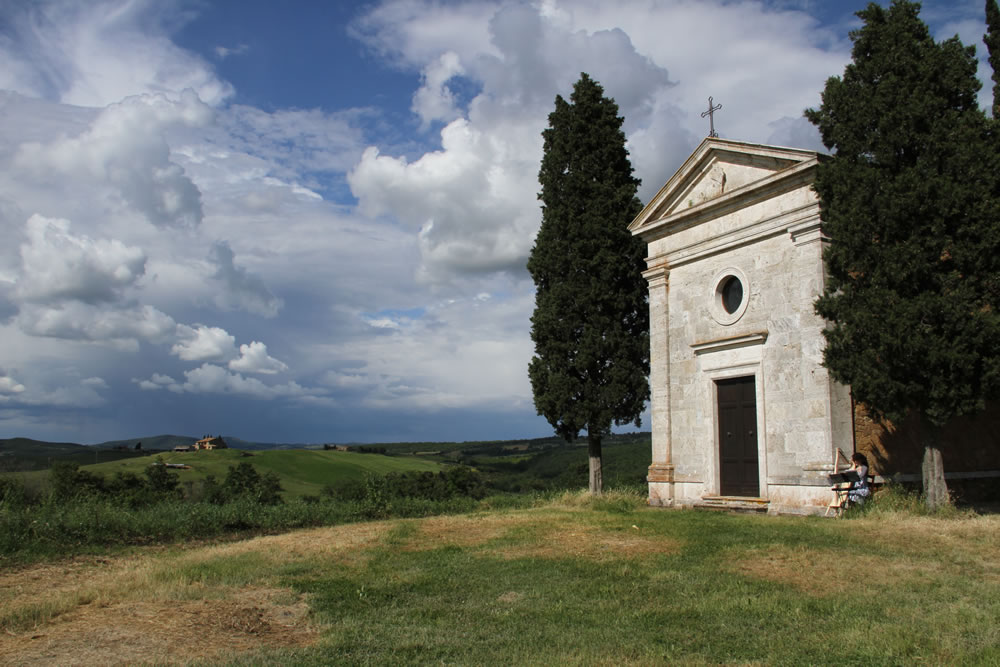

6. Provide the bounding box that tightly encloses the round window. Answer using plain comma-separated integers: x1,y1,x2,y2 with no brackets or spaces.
711,268,749,325
720,276,743,314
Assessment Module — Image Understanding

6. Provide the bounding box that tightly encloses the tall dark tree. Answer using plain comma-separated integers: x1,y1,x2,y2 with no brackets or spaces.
806,1,1000,509
528,73,649,495
986,0,1000,117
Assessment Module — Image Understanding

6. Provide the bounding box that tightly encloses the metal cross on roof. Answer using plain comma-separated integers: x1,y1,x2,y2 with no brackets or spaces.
701,96,722,138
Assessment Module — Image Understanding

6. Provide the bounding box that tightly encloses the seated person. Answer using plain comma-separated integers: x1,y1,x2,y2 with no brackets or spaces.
845,452,871,506
829,452,871,513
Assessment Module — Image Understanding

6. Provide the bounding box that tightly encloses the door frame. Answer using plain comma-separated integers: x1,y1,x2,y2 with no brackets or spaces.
706,364,767,498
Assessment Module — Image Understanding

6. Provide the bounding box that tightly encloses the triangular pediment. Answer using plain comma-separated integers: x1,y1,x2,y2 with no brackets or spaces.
629,138,820,234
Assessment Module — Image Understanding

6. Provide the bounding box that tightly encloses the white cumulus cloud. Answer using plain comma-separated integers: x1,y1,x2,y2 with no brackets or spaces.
171,324,237,362
135,373,175,391
0,0,234,108
16,302,176,348
16,214,146,305
0,373,27,395
348,0,676,282
167,363,309,399
412,51,466,128
16,91,211,228
228,341,288,375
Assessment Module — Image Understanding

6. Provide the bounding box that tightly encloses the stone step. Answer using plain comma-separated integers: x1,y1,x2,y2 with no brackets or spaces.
693,496,770,514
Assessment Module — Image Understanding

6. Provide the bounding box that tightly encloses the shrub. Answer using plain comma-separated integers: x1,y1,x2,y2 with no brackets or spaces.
144,458,182,497
49,461,106,501
216,462,284,505
106,471,154,508
324,466,486,504
0,477,29,508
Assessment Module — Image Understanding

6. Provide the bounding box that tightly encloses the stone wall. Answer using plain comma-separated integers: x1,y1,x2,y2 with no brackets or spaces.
853,402,1000,475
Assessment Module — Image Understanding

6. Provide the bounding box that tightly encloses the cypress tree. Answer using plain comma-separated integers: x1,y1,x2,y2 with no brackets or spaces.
986,0,1000,117
528,73,650,494
806,1,1000,509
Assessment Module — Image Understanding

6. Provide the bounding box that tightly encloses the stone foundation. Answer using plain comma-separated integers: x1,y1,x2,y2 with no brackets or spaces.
650,480,833,515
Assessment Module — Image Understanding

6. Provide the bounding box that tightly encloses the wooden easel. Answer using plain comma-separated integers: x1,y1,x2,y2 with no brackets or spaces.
825,448,853,517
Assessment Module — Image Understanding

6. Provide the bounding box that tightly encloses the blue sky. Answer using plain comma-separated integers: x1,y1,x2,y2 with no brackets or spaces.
0,0,994,444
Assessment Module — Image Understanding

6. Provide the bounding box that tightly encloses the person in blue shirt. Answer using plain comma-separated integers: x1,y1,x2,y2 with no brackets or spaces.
846,452,871,506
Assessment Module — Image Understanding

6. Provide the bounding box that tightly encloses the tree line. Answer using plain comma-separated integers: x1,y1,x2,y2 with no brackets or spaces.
1,459,285,508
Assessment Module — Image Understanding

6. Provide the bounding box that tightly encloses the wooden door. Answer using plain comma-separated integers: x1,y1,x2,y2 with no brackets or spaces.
717,376,759,497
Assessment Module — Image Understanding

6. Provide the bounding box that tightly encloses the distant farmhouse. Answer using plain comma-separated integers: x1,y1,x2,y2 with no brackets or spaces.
194,435,227,450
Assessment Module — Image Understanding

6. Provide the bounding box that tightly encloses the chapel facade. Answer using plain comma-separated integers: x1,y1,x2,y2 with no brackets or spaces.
629,138,854,515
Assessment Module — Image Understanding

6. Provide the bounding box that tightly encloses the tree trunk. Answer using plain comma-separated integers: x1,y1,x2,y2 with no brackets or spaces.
921,421,949,510
587,431,603,495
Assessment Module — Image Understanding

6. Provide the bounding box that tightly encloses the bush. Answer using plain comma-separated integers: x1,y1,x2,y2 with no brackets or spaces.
145,458,182,496
43,459,185,508
0,477,30,508
49,461,106,501
324,466,486,505
217,462,284,505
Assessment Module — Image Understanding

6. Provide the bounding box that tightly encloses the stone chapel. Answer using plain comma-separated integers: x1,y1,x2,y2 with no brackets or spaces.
629,137,853,515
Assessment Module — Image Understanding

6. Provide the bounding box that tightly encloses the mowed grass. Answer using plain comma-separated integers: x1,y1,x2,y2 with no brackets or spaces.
2,491,997,665
76,448,443,498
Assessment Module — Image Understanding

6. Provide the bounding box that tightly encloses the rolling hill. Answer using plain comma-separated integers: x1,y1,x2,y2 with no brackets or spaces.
0,437,89,456
0,437,149,471
81,447,444,499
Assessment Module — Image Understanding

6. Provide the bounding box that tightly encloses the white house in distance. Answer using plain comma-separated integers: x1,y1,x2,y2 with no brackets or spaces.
629,137,855,515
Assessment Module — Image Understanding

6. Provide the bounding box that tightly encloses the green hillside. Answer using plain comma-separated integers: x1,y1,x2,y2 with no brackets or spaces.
84,448,443,499
0,437,87,455
0,438,149,472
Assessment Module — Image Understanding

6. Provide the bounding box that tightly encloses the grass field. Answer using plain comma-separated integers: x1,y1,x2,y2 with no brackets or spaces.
4,448,443,501
2,490,997,665
95,449,444,499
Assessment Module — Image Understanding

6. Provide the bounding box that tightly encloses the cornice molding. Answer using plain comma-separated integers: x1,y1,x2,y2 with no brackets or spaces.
691,331,768,355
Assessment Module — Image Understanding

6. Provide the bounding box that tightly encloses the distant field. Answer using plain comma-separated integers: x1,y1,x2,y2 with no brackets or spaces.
101,449,443,498
5,448,443,500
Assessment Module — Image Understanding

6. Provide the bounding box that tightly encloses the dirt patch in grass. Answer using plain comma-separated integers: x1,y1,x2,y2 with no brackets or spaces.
496,590,524,604
0,555,151,623
728,545,928,597
176,521,392,571
405,514,534,550
0,521,397,665
499,524,675,562
0,522,392,609
731,515,1000,596
0,587,315,666
847,514,1000,578
406,513,676,562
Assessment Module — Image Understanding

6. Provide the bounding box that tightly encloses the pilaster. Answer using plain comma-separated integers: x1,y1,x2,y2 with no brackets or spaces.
644,261,673,504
